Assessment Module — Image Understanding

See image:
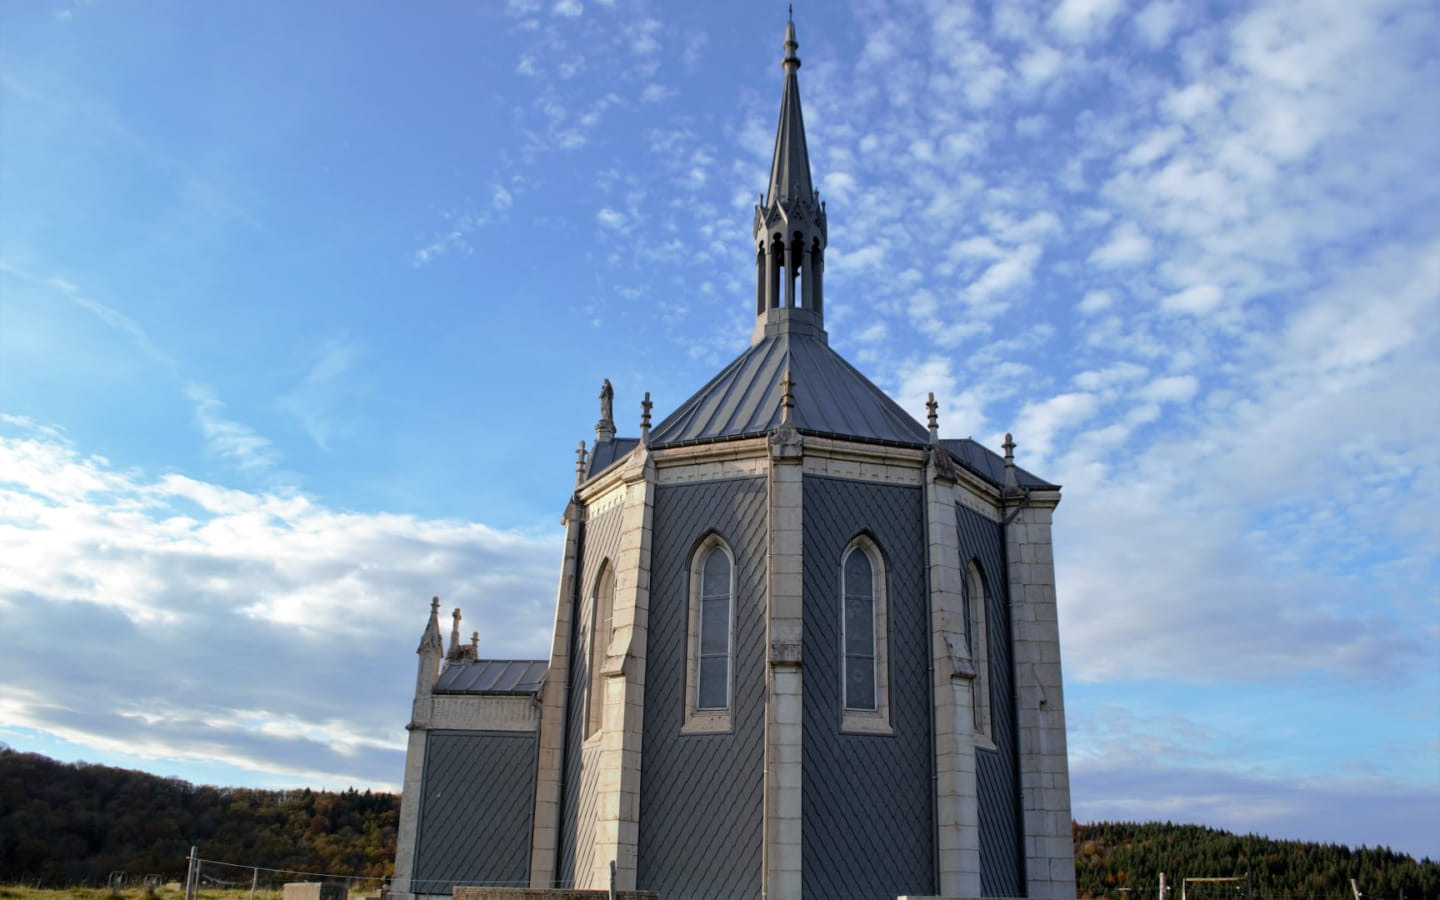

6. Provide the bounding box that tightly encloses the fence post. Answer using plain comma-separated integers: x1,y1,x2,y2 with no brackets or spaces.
185,847,198,900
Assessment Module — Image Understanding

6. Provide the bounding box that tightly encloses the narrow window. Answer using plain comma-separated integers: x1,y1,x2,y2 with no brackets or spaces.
586,563,615,739
684,535,734,733
966,560,992,743
840,537,891,734
697,547,732,709
842,548,876,710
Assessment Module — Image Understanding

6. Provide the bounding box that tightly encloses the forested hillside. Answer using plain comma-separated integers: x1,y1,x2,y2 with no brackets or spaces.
1,749,1434,896
0,751,395,884
1075,822,1438,900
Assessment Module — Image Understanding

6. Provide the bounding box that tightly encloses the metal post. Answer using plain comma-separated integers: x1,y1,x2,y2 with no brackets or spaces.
184,847,198,900
249,868,259,900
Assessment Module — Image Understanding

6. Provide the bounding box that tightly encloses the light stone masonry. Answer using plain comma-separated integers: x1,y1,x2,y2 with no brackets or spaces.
588,448,656,891
1004,493,1076,900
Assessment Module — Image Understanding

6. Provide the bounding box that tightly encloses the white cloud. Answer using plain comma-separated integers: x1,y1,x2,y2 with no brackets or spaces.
1090,221,1154,267
1049,0,1124,43
1160,283,1223,315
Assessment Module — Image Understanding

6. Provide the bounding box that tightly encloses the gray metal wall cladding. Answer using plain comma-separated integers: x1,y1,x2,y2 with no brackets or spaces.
411,730,537,892
638,477,767,900
956,503,1023,897
558,503,624,887
801,475,935,900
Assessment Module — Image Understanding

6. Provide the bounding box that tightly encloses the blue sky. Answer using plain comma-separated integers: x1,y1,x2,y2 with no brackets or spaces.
2,0,1438,863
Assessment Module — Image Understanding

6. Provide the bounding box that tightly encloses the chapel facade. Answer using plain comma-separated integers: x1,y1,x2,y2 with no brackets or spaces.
389,17,1075,900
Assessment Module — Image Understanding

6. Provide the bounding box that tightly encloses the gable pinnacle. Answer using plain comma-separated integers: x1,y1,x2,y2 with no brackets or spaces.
926,392,939,441
640,391,653,445
780,368,796,424
596,379,616,443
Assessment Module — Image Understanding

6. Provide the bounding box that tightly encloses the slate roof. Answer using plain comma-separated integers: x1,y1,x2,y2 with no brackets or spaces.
434,659,547,695
648,329,929,448
941,438,1058,490
586,437,640,479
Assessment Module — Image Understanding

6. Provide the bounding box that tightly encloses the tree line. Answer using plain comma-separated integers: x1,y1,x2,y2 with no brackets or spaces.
0,751,395,884
1,749,1434,895
1075,821,1438,900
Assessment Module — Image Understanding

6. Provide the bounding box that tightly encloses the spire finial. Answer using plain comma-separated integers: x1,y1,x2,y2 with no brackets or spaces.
640,391,653,445
780,369,796,424
1002,432,1020,496
448,607,462,656
430,596,440,615
596,379,616,443
926,392,939,441
575,440,588,486
782,10,800,71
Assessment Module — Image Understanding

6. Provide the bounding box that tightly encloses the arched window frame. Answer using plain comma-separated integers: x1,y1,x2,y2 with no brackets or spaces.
585,561,615,740
965,560,994,747
683,534,734,734
840,535,891,735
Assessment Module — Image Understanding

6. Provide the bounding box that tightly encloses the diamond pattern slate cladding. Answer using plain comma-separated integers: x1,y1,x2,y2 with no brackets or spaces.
558,503,624,887
801,475,935,900
412,731,536,892
638,477,766,900
956,503,1023,897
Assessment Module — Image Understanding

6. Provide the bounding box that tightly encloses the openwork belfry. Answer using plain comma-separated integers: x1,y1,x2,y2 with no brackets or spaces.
390,16,1074,900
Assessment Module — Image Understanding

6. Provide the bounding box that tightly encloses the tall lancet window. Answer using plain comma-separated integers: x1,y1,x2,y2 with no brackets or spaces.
965,560,993,745
840,537,891,734
586,562,615,739
684,535,734,733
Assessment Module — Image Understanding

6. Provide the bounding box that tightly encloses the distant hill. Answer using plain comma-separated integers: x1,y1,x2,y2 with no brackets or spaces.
0,750,395,884
1074,821,1437,900
0,748,1435,895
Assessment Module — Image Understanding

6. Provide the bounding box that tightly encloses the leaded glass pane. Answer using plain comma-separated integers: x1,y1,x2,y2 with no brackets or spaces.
844,588,873,656
698,657,728,709
702,547,729,597
700,595,728,654
844,549,870,594
845,654,875,710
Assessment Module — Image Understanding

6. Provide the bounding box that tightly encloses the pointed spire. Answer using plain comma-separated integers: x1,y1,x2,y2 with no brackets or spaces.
767,12,814,209
417,596,444,654
752,13,828,344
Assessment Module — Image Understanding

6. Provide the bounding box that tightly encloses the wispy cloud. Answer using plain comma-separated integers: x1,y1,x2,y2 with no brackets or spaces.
186,384,280,471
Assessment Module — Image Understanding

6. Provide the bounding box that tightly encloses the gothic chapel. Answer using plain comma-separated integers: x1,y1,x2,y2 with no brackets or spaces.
390,17,1074,900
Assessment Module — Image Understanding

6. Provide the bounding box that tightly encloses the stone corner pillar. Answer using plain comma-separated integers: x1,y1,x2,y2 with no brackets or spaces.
591,450,657,890
529,502,586,888
764,425,804,900
1004,491,1075,900
924,455,982,897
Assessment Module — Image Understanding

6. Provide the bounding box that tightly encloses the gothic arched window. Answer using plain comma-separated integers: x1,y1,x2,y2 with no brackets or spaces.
840,536,891,734
965,560,993,744
684,535,734,733
586,562,615,739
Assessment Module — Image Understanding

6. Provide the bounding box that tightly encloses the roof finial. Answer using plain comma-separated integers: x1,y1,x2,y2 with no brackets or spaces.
640,391,653,445
575,440,588,486
471,631,479,656
1002,432,1019,496
780,368,796,424
430,596,441,615
926,392,939,442
448,607,462,656
596,379,616,443
783,9,800,71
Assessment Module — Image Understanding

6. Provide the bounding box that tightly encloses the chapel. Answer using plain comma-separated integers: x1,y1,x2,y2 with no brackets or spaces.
389,16,1075,900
